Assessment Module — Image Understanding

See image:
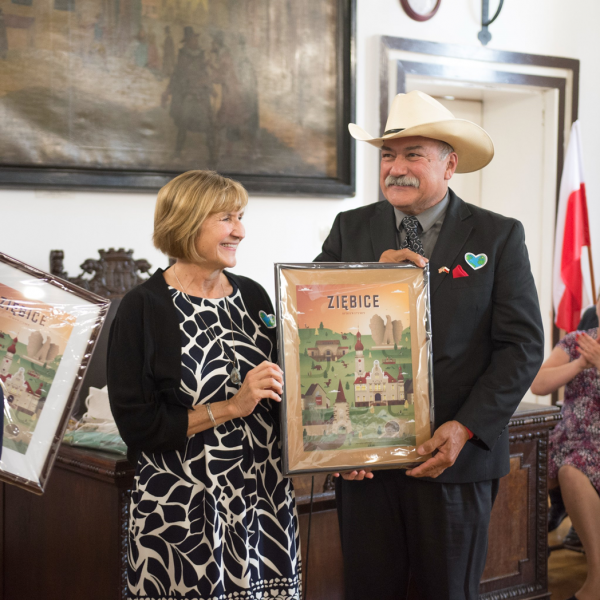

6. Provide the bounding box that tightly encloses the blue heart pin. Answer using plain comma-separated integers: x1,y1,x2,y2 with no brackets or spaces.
465,253,488,270
259,310,276,329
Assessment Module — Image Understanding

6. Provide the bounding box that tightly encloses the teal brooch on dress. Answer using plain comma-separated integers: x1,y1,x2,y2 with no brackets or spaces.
259,310,276,329
465,253,488,270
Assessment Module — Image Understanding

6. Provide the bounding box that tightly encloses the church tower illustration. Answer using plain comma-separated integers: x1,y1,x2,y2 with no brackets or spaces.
354,330,365,376
1,337,17,377
333,379,352,432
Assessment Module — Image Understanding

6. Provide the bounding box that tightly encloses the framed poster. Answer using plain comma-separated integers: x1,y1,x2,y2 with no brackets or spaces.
0,0,355,196
0,252,110,494
276,263,434,476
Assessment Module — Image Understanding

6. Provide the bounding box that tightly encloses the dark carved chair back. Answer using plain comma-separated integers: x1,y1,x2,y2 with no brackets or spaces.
50,248,152,417
50,248,151,298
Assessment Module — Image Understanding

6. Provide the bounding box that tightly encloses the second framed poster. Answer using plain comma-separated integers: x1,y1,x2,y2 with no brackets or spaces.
0,252,110,493
276,263,434,476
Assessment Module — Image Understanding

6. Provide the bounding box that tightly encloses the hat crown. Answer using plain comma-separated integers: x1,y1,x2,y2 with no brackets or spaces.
384,90,455,133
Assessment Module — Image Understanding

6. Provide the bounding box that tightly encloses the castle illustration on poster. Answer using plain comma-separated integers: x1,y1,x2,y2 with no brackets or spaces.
296,282,416,452
0,284,75,455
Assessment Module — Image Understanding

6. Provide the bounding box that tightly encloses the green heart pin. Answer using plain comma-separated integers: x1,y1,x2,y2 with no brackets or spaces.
259,310,276,329
465,253,488,270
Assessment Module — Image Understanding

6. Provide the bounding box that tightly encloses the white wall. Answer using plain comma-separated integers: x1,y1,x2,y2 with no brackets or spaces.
1,0,599,304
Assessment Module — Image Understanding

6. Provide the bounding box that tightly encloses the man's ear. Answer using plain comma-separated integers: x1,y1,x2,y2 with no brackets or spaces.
444,152,459,180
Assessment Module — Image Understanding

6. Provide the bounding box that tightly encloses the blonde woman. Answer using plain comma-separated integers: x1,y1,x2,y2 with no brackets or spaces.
108,170,300,600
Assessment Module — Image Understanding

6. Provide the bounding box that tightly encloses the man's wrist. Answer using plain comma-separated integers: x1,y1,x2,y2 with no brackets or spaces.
456,421,474,440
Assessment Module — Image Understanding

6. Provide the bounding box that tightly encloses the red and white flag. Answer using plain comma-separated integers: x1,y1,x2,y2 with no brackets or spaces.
553,121,593,332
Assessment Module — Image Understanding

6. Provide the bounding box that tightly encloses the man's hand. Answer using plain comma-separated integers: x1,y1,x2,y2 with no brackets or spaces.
379,248,428,268
332,469,374,481
405,421,470,478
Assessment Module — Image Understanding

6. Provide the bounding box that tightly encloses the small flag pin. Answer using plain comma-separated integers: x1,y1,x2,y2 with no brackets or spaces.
438,266,450,274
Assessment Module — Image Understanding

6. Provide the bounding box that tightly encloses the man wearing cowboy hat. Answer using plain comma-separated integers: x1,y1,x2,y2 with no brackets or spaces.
316,90,544,600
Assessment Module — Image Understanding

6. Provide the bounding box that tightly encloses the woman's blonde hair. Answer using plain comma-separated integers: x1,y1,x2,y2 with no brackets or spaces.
153,170,248,262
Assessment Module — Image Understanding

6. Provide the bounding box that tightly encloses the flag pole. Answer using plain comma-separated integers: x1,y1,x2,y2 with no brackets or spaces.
588,246,597,304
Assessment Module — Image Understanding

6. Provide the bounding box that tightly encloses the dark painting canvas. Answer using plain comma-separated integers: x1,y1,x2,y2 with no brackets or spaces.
0,0,354,193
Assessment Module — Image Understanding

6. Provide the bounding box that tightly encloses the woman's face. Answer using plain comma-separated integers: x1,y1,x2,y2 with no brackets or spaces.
195,210,245,270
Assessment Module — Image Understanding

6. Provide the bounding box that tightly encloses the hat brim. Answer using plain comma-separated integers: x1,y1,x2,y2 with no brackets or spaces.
348,119,494,174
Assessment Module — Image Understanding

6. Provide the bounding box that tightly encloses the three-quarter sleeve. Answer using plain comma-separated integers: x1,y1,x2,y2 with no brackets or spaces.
107,290,189,459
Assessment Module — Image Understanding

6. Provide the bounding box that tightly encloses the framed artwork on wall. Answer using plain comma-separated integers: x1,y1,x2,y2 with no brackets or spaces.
0,0,355,196
275,262,434,476
0,252,110,494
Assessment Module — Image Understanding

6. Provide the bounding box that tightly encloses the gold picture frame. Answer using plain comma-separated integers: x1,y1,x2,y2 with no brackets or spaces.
275,263,434,476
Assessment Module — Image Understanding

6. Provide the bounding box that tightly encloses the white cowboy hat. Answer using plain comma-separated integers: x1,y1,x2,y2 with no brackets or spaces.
349,90,494,173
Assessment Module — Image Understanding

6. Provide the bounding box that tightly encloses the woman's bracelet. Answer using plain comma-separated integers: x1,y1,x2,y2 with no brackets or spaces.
206,403,217,426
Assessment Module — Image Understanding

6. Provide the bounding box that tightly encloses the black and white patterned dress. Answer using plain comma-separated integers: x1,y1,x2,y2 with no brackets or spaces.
127,282,301,600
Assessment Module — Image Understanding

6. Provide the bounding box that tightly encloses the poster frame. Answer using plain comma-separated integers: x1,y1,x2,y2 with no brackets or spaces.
0,252,110,494
275,262,434,476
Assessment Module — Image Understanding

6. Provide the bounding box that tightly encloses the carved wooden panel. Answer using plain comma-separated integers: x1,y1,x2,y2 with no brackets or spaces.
479,406,560,600
482,455,529,581
292,473,342,600
49,248,152,416
50,248,151,299
299,508,344,600
0,446,127,600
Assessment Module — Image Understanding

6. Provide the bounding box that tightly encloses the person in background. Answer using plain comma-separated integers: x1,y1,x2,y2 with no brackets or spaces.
531,294,600,600
579,303,599,330
547,301,599,542
107,170,300,600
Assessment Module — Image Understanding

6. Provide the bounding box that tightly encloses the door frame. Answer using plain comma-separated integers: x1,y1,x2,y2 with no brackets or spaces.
379,37,579,208
379,36,579,382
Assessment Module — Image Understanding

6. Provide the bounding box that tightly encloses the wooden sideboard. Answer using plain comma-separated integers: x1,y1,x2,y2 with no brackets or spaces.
478,402,561,600
0,402,560,600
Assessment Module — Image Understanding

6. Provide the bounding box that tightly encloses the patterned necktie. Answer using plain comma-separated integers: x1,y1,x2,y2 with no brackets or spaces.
400,216,425,257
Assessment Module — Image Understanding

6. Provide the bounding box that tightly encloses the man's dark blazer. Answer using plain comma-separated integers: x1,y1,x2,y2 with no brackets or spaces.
315,189,544,483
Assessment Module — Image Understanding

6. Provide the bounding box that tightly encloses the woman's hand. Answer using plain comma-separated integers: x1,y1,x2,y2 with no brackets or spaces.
577,332,600,369
229,361,283,418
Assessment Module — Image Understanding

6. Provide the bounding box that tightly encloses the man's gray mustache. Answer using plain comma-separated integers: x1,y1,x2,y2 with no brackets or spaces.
385,175,420,188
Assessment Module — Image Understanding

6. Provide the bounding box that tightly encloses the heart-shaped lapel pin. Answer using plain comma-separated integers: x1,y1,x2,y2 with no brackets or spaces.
259,310,276,329
465,253,488,270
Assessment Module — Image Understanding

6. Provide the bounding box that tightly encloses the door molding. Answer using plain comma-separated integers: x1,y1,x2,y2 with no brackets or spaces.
379,36,579,374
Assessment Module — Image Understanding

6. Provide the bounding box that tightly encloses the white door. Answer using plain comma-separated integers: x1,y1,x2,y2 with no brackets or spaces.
405,80,559,404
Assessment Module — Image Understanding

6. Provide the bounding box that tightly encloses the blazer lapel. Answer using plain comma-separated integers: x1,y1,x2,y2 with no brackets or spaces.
429,190,473,296
370,201,398,261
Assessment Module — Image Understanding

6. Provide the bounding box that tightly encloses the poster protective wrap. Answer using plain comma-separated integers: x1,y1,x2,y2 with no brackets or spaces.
275,262,434,476
0,252,110,494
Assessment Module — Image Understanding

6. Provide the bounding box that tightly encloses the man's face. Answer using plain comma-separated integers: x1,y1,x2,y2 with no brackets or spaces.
379,136,458,215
